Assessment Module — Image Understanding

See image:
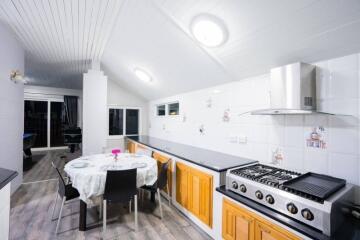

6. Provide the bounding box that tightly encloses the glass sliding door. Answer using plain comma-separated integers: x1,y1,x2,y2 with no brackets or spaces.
50,102,65,147
24,100,48,148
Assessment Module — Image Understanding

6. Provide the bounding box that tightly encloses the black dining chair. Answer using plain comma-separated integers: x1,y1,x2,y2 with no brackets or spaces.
141,161,170,219
51,161,80,235
103,169,138,237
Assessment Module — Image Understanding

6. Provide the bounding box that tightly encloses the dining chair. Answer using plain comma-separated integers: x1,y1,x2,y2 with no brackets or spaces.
141,161,170,219
103,169,138,237
51,161,80,235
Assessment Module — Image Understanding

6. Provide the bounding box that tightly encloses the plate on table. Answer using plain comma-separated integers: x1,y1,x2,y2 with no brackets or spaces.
100,165,123,171
131,162,147,168
71,162,89,168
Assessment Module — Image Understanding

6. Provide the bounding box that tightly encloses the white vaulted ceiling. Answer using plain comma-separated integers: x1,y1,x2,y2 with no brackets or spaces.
0,0,124,89
1,0,360,97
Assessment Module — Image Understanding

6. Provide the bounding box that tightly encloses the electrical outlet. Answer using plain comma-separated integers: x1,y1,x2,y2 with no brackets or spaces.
238,135,247,144
229,136,238,143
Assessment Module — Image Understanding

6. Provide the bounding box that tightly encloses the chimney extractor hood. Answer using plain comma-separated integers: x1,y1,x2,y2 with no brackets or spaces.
251,62,330,115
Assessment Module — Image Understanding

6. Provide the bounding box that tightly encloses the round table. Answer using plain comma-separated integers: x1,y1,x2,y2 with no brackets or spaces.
64,153,158,204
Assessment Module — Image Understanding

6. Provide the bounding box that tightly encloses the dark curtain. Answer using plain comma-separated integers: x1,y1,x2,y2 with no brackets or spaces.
64,95,78,128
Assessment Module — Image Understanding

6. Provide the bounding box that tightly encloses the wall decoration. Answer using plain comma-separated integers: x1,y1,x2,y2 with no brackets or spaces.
222,108,230,122
182,113,187,122
206,97,212,108
271,148,283,165
306,126,326,149
199,124,205,135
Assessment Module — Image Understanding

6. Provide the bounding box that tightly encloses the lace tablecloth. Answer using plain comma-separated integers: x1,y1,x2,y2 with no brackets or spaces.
64,153,158,203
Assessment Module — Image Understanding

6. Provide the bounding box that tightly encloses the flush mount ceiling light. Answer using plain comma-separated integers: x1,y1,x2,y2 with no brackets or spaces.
134,68,152,83
190,14,228,47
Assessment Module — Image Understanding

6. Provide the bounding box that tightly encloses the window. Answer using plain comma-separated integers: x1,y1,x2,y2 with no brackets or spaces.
157,105,166,116
126,109,139,135
108,107,140,136
168,102,179,115
109,109,123,135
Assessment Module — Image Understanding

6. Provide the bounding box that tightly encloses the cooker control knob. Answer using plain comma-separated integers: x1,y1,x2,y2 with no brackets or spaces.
301,209,314,221
240,184,247,193
255,191,263,200
286,203,298,214
232,181,238,189
265,195,275,204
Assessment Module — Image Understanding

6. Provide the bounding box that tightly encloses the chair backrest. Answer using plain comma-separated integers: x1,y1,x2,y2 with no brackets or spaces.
51,161,66,197
157,161,170,189
104,169,137,203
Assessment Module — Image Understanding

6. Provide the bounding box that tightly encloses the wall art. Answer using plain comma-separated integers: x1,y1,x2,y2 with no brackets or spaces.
199,124,205,135
222,108,230,122
306,126,327,149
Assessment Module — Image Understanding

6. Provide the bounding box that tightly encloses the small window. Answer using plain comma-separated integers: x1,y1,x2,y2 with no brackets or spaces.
168,102,179,115
157,105,166,116
126,109,139,135
109,109,123,135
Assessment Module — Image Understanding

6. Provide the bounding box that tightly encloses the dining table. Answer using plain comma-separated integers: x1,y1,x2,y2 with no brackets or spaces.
64,152,158,231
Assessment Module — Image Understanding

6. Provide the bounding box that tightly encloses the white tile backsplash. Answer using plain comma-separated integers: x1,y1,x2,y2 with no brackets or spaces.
149,53,360,186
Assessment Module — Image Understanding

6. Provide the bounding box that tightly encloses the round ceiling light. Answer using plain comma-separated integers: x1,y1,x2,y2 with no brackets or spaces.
134,68,152,83
190,14,228,47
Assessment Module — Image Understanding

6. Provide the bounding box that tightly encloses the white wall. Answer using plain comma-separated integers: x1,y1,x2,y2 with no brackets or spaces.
149,53,360,186
24,85,83,127
106,79,148,150
82,69,108,155
0,22,24,192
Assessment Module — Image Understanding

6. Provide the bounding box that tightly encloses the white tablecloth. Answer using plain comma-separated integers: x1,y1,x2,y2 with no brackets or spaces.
64,153,158,203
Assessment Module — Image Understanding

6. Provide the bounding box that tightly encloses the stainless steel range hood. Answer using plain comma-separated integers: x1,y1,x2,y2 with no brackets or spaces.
251,62,326,115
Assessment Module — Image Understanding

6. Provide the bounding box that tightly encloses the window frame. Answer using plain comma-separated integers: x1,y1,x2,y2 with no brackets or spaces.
167,101,179,116
156,104,166,117
107,105,141,139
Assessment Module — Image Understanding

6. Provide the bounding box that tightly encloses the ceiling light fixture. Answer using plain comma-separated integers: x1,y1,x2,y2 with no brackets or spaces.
190,14,228,47
134,68,152,83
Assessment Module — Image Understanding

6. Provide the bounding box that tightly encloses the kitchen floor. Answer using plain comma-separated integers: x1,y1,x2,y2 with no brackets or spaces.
10,179,211,240
23,149,81,183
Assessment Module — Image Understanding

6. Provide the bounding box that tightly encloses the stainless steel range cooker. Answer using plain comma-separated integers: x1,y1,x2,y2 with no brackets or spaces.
226,164,354,236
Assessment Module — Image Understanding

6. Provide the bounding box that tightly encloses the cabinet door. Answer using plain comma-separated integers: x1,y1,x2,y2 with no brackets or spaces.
255,221,299,240
176,162,189,209
188,168,213,227
223,199,254,240
153,152,172,196
127,141,136,153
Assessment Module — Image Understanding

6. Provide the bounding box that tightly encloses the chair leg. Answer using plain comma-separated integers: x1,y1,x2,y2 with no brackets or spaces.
99,197,103,220
55,197,66,235
51,192,59,220
103,200,107,238
157,189,163,219
166,184,171,207
134,195,138,231
129,199,132,213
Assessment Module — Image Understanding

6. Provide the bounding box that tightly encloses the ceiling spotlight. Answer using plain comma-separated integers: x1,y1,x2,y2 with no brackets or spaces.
190,14,228,47
134,68,152,83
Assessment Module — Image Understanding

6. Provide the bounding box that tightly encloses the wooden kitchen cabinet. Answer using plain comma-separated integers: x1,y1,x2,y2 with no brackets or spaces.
222,198,300,240
223,198,254,240
176,162,213,227
127,141,136,153
176,162,190,208
153,152,172,196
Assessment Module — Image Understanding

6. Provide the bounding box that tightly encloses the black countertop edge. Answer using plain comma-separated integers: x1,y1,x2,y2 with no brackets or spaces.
0,168,18,190
126,136,257,172
217,186,332,240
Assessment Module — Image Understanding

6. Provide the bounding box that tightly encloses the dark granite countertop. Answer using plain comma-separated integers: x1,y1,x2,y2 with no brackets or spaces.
0,167,18,190
217,186,360,240
127,136,257,172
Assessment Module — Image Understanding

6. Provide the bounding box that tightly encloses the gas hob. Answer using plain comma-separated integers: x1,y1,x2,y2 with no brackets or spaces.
226,164,354,236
